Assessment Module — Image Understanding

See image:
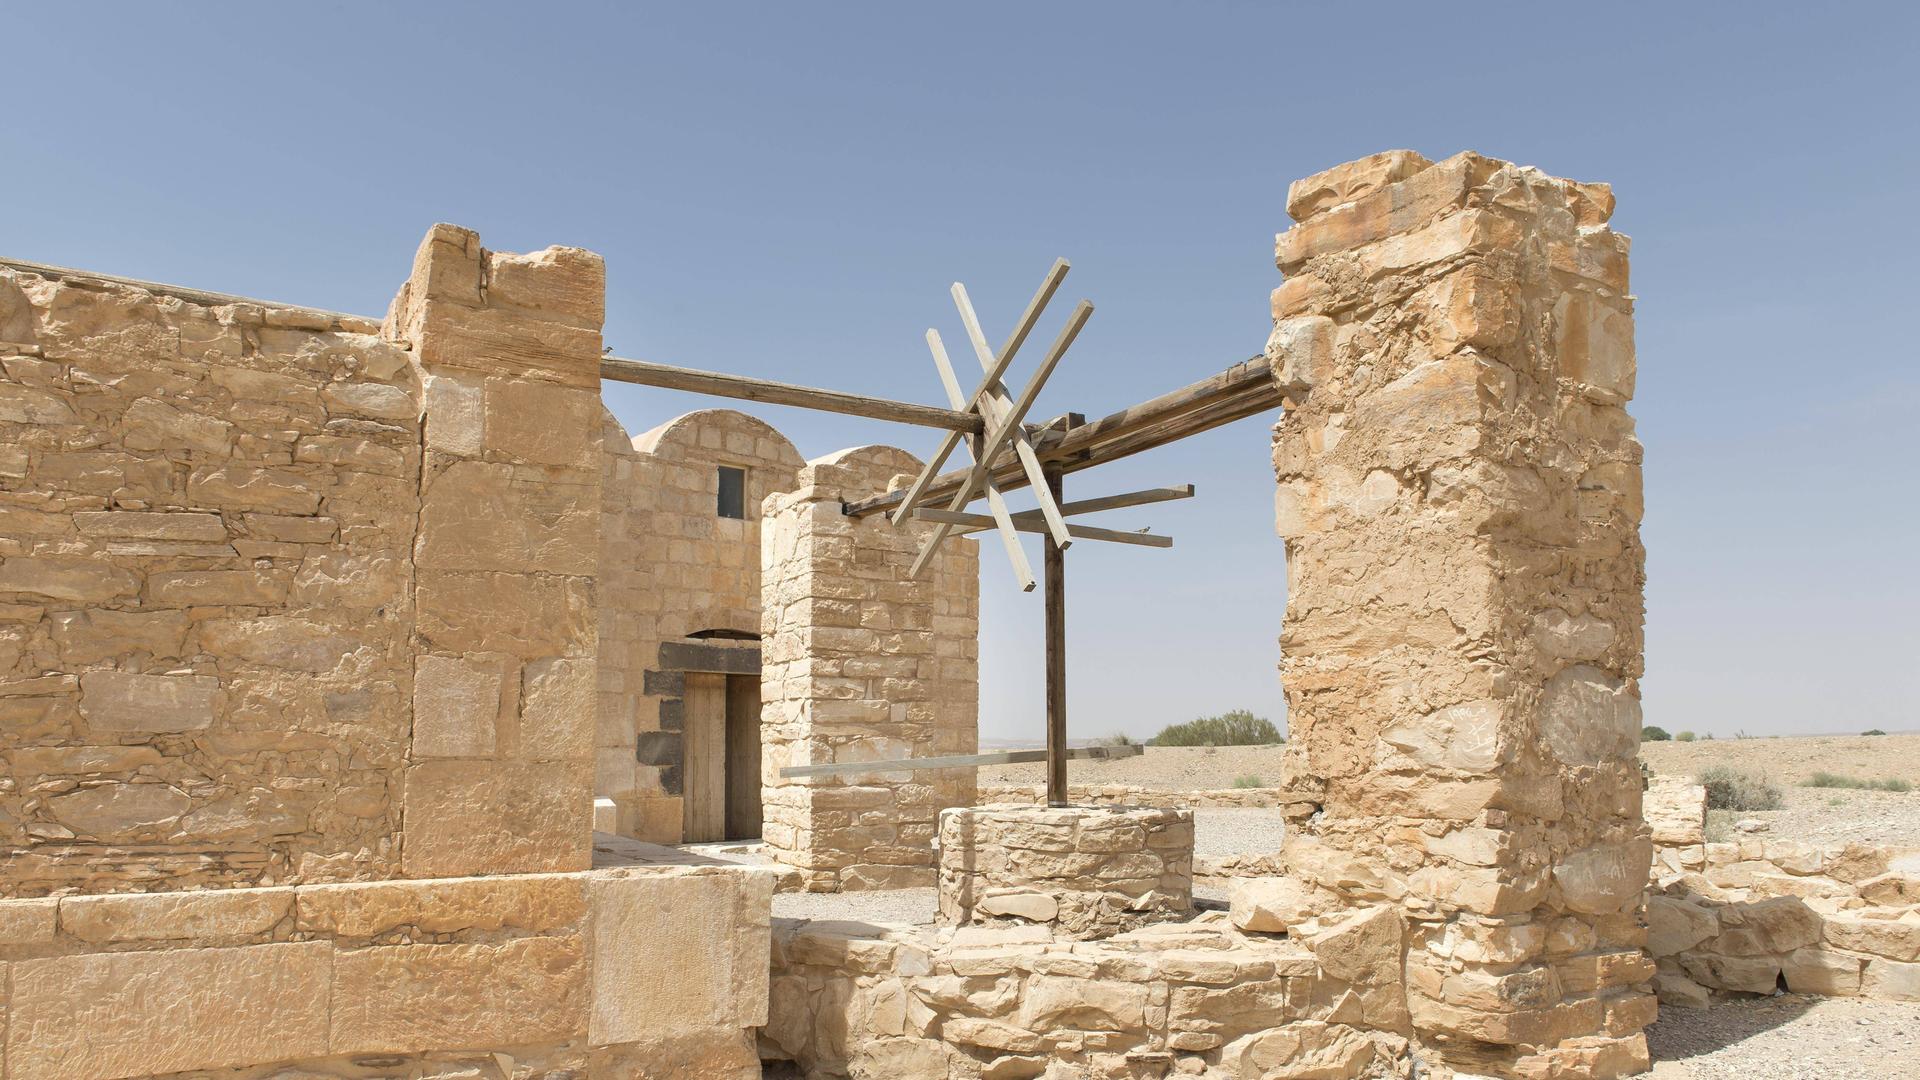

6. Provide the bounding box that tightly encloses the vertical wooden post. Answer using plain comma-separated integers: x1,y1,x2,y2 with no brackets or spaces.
1044,466,1068,807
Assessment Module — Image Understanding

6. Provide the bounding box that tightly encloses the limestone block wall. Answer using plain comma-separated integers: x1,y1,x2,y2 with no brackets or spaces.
0,863,771,1079
1644,778,1920,1004
761,452,980,891
598,408,804,842
384,225,604,879
0,261,421,894
762,908,1414,1079
1267,152,1651,1077
937,804,1195,937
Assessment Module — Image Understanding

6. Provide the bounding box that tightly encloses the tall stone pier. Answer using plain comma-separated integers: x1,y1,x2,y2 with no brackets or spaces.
1269,152,1652,1078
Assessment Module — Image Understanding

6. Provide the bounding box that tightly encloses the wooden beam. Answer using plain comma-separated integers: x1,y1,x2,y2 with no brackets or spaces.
1044,466,1068,807
1021,484,1195,522
911,508,1172,548
777,742,1142,779
847,355,1279,518
952,283,1074,550
907,300,1094,579
925,330,1035,591
889,259,1071,525
599,354,982,433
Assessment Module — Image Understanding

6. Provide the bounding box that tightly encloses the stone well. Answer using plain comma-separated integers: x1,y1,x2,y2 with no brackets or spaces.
936,803,1194,938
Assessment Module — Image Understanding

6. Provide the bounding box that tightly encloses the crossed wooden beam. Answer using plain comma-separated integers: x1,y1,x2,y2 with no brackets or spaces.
886,259,1185,590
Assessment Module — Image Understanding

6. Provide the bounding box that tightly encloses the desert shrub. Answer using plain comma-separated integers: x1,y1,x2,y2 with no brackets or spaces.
1149,710,1284,747
1675,731,1696,742
1702,733,1714,740
1093,733,1137,747
1698,766,1783,812
1863,728,1889,736
1641,725,1671,742
1802,772,1912,792
1232,774,1265,789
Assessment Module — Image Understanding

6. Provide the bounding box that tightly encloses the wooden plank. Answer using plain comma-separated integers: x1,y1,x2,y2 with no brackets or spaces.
847,355,1279,517
1034,484,1194,520
911,508,1172,548
927,331,1035,592
889,259,1070,525
599,354,982,433
682,672,727,843
1043,466,1068,807
907,299,1094,580
724,674,762,841
951,283,1074,549
777,742,1142,779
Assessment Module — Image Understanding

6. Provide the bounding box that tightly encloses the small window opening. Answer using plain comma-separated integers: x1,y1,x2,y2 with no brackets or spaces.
717,466,746,519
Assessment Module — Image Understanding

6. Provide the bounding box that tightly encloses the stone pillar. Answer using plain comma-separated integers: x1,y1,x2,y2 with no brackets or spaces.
760,459,979,891
1268,153,1652,1077
385,225,605,878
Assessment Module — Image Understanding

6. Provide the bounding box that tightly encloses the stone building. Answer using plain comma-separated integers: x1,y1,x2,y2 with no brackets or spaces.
1,148,1669,1079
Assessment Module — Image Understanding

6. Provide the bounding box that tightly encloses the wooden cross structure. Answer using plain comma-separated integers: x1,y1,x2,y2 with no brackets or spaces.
600,259,1284,806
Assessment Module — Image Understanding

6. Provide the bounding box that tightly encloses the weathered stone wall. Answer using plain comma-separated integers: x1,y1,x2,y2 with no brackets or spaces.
938,804,1194,938
0,862,771,1079
1644,778,1920,1004
598,408,804,842
761,453,980,891
1,226,606,894
763,908,1414,1079
1266,151,1651,1077
1,261,420,893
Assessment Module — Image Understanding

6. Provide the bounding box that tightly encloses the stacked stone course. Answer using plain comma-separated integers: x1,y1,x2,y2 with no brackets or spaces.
938,804,1195,938
1643,778,1920,1005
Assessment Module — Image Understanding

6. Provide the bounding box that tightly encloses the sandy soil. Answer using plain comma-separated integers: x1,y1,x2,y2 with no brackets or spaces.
1645,993,1920,1079
1641,733,1920,786
980,744,1292,789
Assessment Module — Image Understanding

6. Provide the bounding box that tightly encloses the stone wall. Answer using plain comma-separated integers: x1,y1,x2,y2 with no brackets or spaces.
938,804,1194,938
598,408,805,842
0,862,771,1079
1,260,419,893
1644,778,1920,1004
388,225,605,879
763,908,1414,1079
1266,151,1651,1077
761,454,980,891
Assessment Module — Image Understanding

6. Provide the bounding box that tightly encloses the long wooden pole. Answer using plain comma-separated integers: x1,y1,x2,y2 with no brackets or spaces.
1044,465,1068,807
599,355,983,433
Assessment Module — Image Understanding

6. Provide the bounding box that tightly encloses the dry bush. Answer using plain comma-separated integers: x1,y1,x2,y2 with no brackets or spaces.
1698,765,1783,811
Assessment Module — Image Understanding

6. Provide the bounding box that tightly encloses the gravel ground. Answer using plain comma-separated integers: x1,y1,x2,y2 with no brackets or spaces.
1641,733,1920,786
772,886,937,925
1646,993,1920,1079
1705,787,1920,847
1194,806,1288,856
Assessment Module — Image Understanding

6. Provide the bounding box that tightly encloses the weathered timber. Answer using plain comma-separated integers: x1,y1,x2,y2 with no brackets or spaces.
1043,466,1068,806
777,742,1143,779
599,354,982,433
951,283,1074,548
848,355,1279,517
906,299,1094,579
891,259,1071,523
927,329,1036,591
910,509,1171,548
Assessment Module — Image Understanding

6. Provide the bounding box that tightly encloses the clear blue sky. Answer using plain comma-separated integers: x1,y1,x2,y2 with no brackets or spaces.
8,4,1915,740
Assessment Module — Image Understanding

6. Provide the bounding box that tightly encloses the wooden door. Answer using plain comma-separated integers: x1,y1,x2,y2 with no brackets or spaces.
724,674,762,840
682,672,727,843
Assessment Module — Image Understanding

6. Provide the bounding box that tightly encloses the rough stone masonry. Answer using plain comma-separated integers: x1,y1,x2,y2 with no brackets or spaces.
1264,150,1651,1078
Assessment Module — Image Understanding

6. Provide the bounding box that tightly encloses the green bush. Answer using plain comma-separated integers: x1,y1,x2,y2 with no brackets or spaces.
1698,766,1783,812
1641,725,1672,742
1231,774,1265,789
1802,772,1912,793
1863,729,1889,736
1149,710,1285,747
1675,731,1696,742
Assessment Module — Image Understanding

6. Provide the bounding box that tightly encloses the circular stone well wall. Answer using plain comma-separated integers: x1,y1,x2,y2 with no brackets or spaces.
936,803,1194,938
